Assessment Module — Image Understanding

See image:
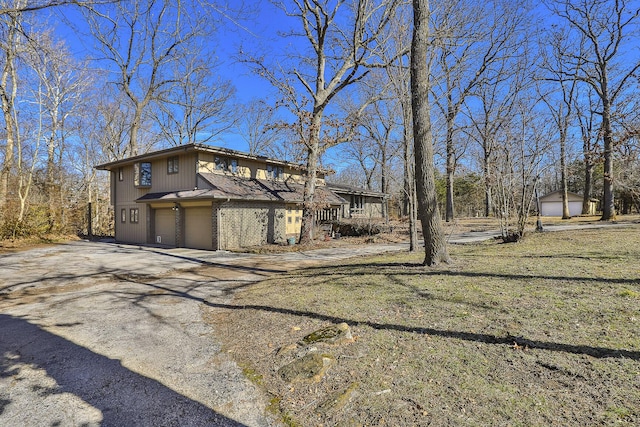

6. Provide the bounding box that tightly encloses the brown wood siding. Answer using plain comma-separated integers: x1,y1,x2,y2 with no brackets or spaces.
151,153,197,192
115,204,147,243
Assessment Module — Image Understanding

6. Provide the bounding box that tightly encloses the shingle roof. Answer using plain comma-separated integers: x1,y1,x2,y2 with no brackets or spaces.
327,182,387,198
136,173,347,205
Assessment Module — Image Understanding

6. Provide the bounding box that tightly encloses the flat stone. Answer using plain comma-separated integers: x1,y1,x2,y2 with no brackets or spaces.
316,382,359,414
302,323,353,345
277,353,334,383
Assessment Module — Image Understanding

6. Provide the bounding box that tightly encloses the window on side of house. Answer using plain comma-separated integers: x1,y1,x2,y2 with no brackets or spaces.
121,208,126,223
214,156,228,171
134,162,152,187
351,195,364,210
118,167,124,181
167,156,179,174
267,164,284,180
230,158,238,173
130,208,139,223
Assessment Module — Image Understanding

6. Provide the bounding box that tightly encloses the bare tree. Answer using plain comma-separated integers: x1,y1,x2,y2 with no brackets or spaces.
382,4,419,250
26,31,91,231
538,26,581,220
411,0,449,265
238,99,283,156
573,85,601,214
0,0,115,15
0,5,22,215
546,0,640,220
246,0,400,244
493,95,553,241
430,0,526,222
344,71,403,211
463,51,519,218
83,0,207,155
153,54,236,147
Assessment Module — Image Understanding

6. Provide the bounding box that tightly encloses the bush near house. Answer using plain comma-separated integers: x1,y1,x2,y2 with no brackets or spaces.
329,219,391,237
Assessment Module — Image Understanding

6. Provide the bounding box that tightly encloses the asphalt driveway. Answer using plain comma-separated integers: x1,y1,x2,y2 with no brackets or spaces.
0,240,409,427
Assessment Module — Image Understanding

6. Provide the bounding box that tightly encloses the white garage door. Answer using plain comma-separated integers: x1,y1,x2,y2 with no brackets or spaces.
185,207,213,250
155,208,176,246
569,201,583,216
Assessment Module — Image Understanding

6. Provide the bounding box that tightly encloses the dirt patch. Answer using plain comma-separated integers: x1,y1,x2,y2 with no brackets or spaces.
205,224,640,426
0,234,81,254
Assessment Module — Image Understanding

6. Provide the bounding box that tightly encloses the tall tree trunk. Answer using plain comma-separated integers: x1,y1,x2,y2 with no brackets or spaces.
445,110,455,222
601,98,615,220
403,119,418,251
0,12,19,216
129,104,144,156
483,148,492,217
560,127,571,219
411,0,450,266
381,150,388,221
299,112,322,244
582,151,594,214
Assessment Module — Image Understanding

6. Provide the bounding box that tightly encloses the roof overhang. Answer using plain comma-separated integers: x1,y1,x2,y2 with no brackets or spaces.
95,143,333,175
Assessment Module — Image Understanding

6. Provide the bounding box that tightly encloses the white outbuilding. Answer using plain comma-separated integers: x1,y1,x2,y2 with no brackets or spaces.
539,190,587,217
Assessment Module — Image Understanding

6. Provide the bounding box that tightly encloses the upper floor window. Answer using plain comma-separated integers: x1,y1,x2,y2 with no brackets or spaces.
267,164,284,180
214,156,239,173
167,156,179,174
134,162,152,187
214,156,228,171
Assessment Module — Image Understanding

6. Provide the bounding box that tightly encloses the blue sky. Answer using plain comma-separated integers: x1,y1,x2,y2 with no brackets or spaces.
50,1,298,152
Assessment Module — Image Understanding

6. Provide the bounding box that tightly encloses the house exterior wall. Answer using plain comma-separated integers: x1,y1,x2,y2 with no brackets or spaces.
99,145,326,249
334,192,384,219
363,197,383,218
196,152,312,183
218,201,286,250
115,203,148,244
112,153,197,244
151,153,198,192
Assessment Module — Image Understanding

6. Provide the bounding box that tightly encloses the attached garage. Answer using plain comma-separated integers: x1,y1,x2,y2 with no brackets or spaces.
154,208,176,246
185,206,213,250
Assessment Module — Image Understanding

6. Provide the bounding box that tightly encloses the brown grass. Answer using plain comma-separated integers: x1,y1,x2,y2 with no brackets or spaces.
205,222,640,426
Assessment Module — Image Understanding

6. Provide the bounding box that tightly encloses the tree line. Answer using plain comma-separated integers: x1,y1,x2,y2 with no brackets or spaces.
1,0,639,264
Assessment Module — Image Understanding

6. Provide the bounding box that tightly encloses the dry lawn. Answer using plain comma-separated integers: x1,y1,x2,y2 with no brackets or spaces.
206,223,640,426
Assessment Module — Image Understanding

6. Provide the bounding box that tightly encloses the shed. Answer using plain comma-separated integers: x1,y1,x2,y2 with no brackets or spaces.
539,190,585,217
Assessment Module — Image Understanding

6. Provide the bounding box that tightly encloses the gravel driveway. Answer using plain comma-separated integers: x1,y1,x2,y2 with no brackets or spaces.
0,240,408,426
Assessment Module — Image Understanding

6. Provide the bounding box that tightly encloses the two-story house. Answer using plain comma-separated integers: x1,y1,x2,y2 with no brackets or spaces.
95,143,346,250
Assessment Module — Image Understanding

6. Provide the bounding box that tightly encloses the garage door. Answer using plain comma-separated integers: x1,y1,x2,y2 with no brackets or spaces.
155,208,176,246
185,206,213,250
